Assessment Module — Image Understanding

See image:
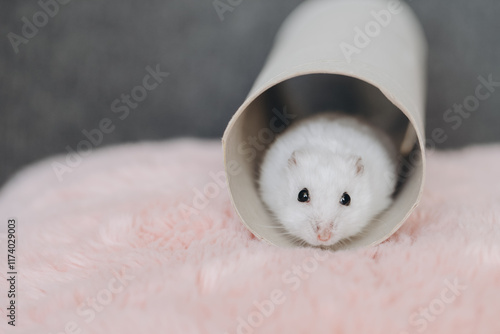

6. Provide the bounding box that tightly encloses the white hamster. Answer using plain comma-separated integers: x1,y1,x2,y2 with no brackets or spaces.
258,112,397,247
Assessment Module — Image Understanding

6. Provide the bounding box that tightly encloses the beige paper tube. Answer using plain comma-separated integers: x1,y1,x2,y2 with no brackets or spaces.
222,0,427,250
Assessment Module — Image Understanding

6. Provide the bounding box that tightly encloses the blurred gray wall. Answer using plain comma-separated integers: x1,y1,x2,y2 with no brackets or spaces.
1,0,499,187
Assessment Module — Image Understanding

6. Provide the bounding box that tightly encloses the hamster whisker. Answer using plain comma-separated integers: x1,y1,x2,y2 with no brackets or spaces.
260,226,302,239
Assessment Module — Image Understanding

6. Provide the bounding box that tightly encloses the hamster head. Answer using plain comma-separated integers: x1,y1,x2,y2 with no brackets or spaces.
262,148,388,247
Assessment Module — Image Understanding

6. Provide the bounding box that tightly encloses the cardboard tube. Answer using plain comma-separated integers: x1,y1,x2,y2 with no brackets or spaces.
222,0,427,250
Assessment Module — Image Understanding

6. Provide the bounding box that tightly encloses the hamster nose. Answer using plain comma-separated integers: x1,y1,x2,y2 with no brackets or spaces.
317,229,332,242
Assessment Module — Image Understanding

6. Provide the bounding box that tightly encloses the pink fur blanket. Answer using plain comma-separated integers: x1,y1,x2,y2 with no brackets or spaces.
1,139,499,334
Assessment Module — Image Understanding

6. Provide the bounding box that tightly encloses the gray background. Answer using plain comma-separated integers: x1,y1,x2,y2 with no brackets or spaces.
1,0,499,187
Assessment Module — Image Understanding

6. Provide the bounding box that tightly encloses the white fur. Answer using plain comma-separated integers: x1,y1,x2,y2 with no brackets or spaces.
258,112,397,247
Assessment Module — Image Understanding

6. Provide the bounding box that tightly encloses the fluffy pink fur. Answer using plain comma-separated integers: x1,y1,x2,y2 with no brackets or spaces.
1,139,499,334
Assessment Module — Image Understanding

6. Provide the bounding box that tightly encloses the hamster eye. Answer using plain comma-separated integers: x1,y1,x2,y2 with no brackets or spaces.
298,188,310,203
339,192,351,206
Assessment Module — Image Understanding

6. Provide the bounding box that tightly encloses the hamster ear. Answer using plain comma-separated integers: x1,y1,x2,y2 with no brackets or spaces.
288,150,307,167
354,156,364,175
288,151,298,167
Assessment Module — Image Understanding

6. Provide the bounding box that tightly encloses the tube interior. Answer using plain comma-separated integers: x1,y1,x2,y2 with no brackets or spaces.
225,74,423,249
